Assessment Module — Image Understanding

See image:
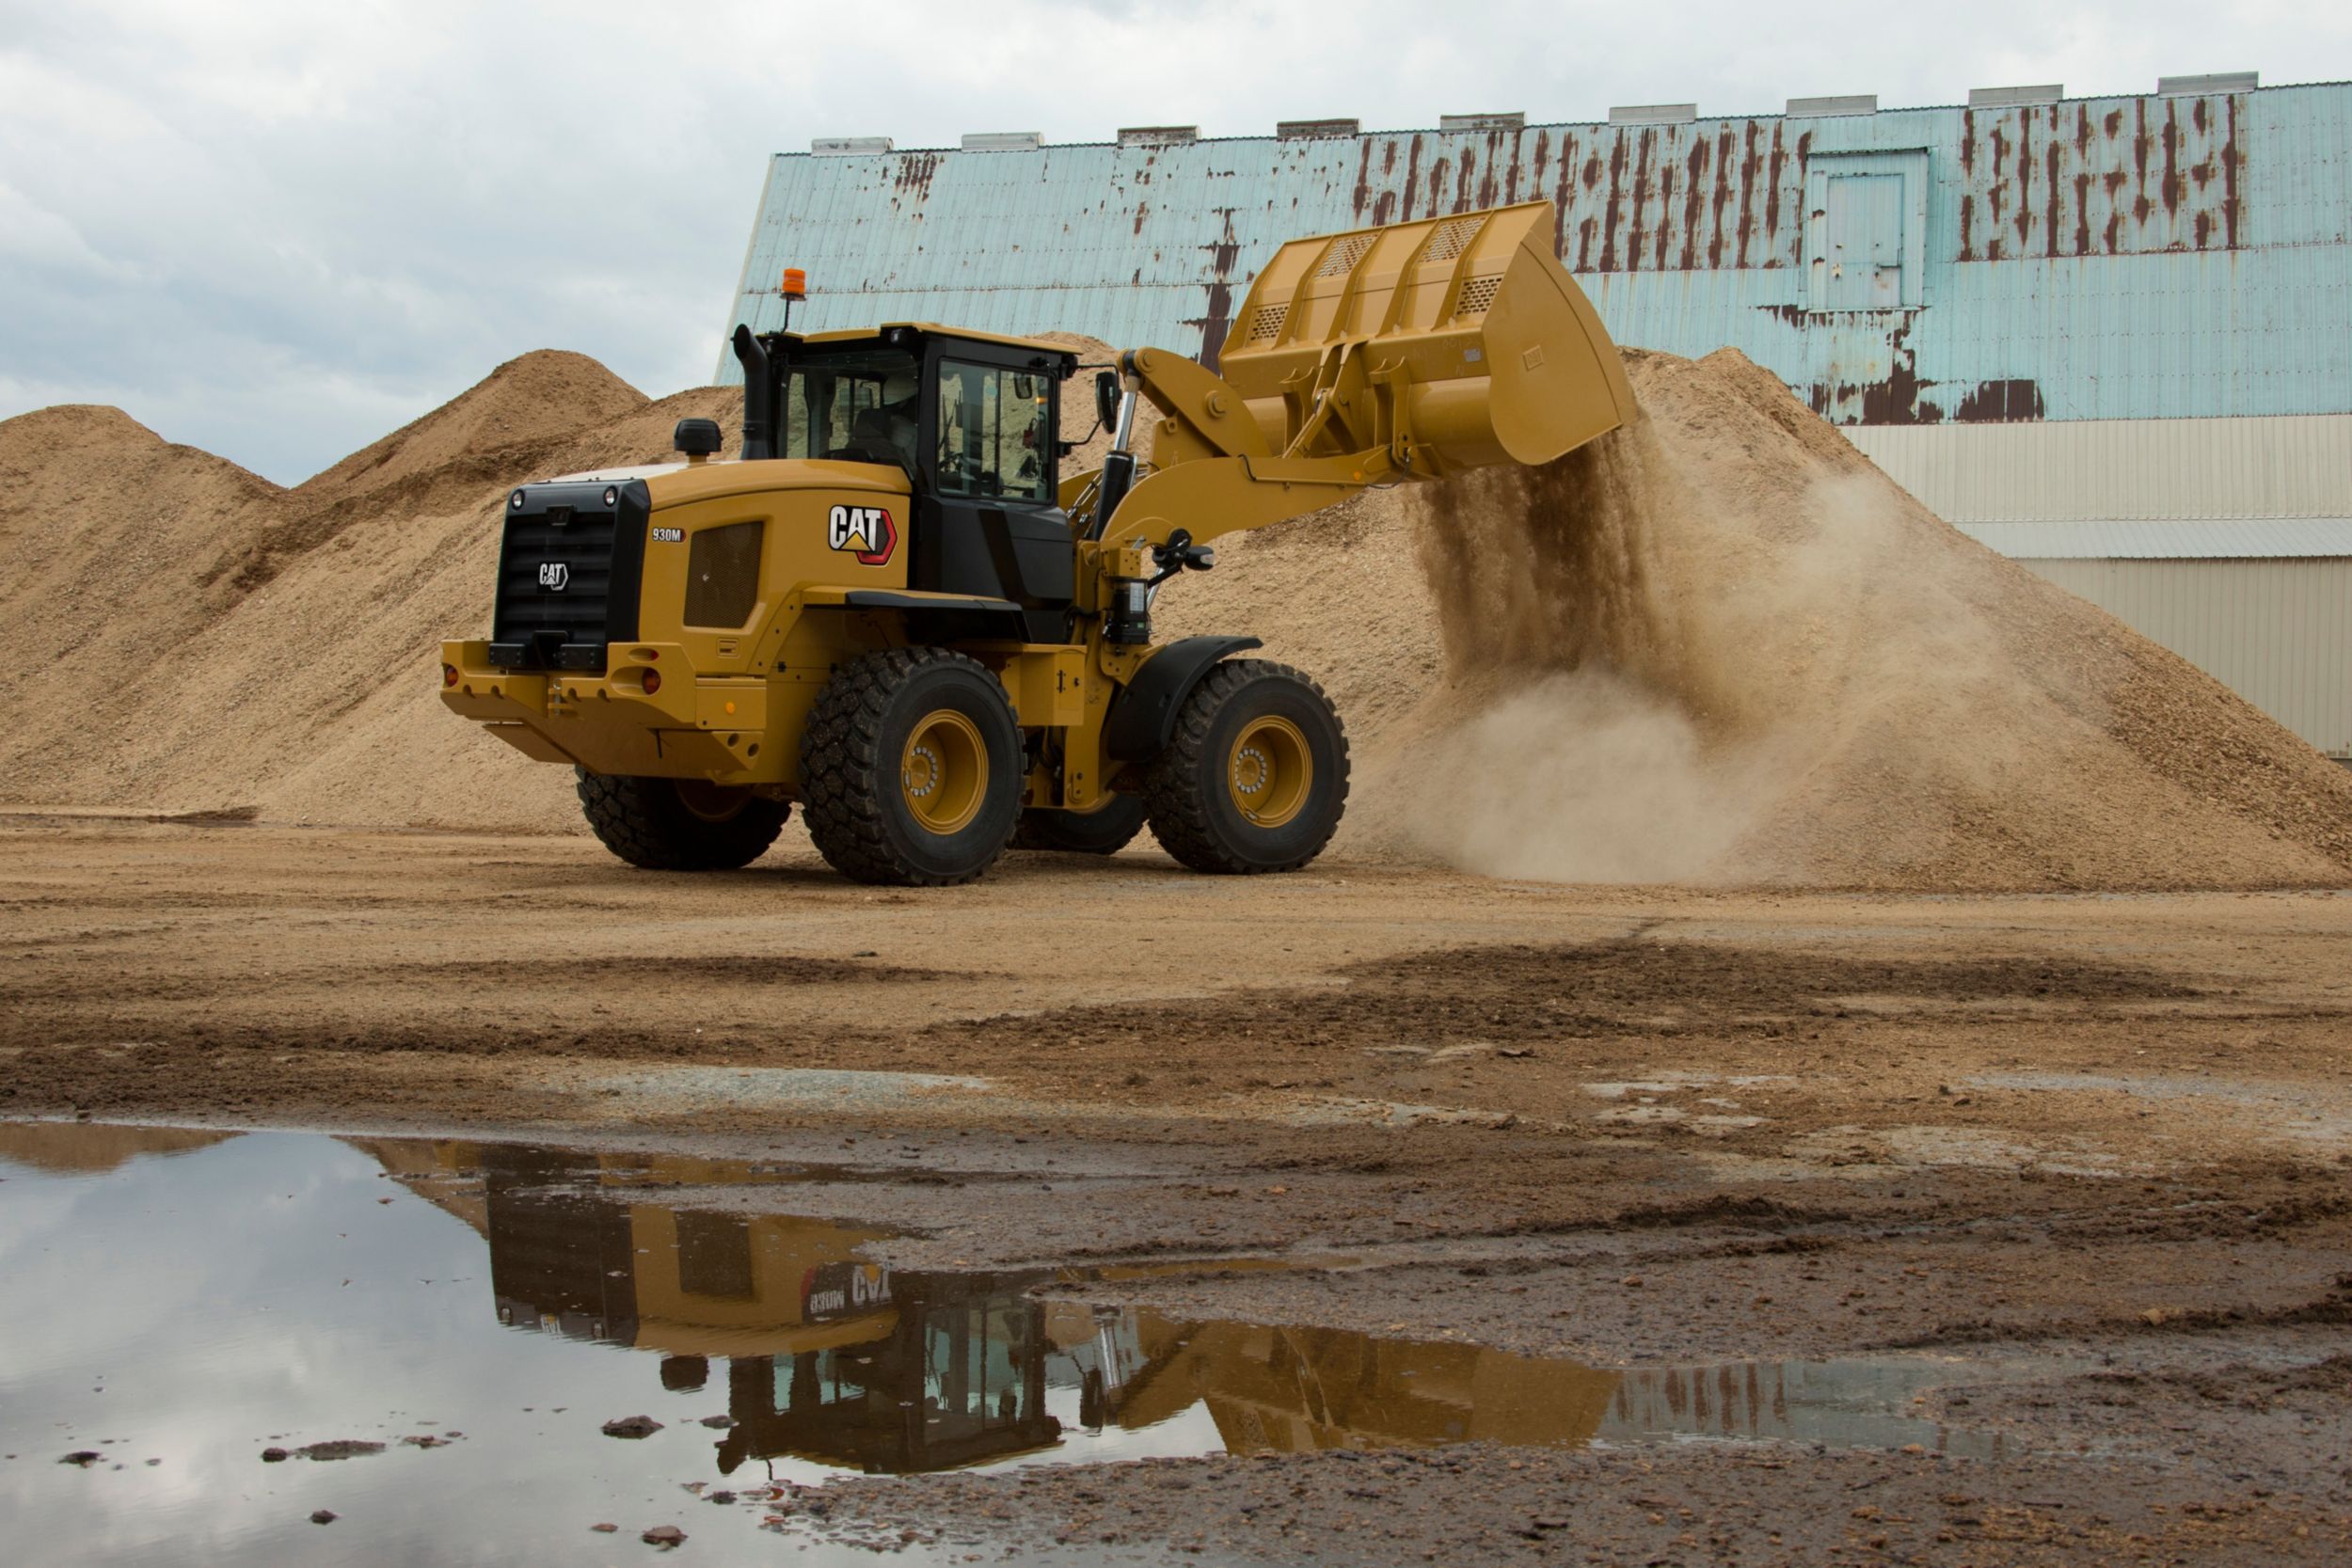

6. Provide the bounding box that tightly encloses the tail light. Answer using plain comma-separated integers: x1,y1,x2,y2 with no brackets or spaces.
442,664,458,688
642,670,662,695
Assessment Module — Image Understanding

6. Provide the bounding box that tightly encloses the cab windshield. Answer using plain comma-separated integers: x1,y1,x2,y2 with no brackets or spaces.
781,348,920,471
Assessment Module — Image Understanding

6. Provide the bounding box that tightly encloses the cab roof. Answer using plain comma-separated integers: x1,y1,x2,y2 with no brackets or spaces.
778,321,1083,368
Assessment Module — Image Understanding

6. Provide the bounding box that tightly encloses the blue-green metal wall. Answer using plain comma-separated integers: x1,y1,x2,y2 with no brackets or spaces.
722,82,2351,427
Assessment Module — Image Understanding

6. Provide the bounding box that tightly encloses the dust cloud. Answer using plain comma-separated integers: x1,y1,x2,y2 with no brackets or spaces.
1387,667,1756,884
1361,421,1758,883
1343,342,2352,890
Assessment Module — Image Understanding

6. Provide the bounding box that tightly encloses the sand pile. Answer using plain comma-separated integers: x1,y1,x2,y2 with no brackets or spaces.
0,407,282,795
0,354,738,832
4,334,2346,891
1169,348,2352,890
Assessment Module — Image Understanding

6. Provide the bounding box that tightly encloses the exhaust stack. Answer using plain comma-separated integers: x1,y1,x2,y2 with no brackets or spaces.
731,325,775,462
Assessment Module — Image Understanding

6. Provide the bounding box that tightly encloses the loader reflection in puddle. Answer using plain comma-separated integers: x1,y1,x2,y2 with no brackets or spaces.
416,1140,1617,1473
357,1138,2005,1473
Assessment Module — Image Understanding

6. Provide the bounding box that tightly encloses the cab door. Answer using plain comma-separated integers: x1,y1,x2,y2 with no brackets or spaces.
913,356,1073,641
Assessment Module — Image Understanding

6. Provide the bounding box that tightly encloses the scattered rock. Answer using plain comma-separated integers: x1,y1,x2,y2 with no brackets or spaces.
260,1448,289,1463
697,1415,736,1430
591,1523,619,1533
295,1440,386,1461
643,1524,687,1548
59,1451,101,1467
310,1510,338,1525
401,1434,452,1449
602,1416,663,1439
708,1490,736,1505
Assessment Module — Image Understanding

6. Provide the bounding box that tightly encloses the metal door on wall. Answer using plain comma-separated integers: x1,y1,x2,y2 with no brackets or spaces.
1822,174,1903,309
1804,150,1928,313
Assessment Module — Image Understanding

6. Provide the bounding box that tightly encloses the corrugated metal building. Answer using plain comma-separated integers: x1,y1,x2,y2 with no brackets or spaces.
724,78,2352,757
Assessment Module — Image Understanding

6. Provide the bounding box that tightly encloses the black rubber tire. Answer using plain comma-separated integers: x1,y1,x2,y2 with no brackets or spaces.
799,647,1023,886
1143,659,1349,875
575,770,788,871
1012,794,1148,855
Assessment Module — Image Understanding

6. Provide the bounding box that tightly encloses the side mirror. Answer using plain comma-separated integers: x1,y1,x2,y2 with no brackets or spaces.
1093,370,1120,436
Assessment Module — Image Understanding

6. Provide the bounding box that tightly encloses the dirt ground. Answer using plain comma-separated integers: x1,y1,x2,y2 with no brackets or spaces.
6,813,2351,1562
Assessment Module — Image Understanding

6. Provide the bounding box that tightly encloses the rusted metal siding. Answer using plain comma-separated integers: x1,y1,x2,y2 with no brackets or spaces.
1947,95,2247,262
2020,557,2352,756
723,82,2351,428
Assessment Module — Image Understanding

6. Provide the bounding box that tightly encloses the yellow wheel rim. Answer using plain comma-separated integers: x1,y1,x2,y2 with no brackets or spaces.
1227,715,1311,829
673,780,749,822
901,709,987,835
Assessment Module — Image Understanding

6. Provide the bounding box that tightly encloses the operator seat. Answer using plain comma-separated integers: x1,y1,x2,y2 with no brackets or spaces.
827,406,911,469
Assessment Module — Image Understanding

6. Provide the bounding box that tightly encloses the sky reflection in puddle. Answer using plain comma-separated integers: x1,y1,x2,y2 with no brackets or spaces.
1,1123,2011,1565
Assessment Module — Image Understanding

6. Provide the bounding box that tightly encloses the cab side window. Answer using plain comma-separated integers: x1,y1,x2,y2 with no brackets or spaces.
935,362,1051,502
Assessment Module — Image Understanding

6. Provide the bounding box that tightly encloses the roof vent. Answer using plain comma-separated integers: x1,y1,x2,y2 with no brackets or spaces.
2157,71,2257,95
1118,125,1200,148
1608,103,1696,125
961,131,1043,152
1967,83,2062,107
811,136,894,156
1277,118,1360,139
1439,111,1525,132
1786,94,1877,119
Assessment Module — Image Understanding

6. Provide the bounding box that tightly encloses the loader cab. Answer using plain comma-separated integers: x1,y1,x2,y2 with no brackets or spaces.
743,324,1081,642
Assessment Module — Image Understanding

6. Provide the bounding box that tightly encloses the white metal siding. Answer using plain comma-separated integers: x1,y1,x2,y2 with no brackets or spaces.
2020,558,2352,756
1959,520,2352,559
1851,415,2352,523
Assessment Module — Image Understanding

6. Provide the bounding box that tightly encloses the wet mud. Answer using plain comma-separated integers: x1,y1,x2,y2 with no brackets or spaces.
3,821,2350,1561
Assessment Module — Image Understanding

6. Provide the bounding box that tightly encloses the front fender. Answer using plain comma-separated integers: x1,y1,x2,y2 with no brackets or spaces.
1103,636,1263,761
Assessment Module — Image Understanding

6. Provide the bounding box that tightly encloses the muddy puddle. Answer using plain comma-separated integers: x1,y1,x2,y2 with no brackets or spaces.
3,1122,2020,1564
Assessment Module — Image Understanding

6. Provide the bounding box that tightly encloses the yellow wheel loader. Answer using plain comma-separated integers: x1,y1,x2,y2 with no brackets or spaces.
439,201,1633,886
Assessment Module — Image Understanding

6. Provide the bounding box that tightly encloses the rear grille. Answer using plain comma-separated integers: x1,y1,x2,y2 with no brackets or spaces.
488,479,648,671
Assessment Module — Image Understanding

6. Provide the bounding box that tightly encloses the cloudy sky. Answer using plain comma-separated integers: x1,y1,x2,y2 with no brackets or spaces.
3,0,2342,483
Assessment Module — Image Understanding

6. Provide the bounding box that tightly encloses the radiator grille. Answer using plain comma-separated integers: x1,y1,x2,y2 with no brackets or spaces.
488,480,646,670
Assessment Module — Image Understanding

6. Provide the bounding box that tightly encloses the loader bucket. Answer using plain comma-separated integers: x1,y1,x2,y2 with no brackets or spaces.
1216,201,1635,475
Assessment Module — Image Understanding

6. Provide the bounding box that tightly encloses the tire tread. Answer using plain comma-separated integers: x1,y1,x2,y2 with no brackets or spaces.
800,647,1019,886
1143,659,1349,875
574,771,786,870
